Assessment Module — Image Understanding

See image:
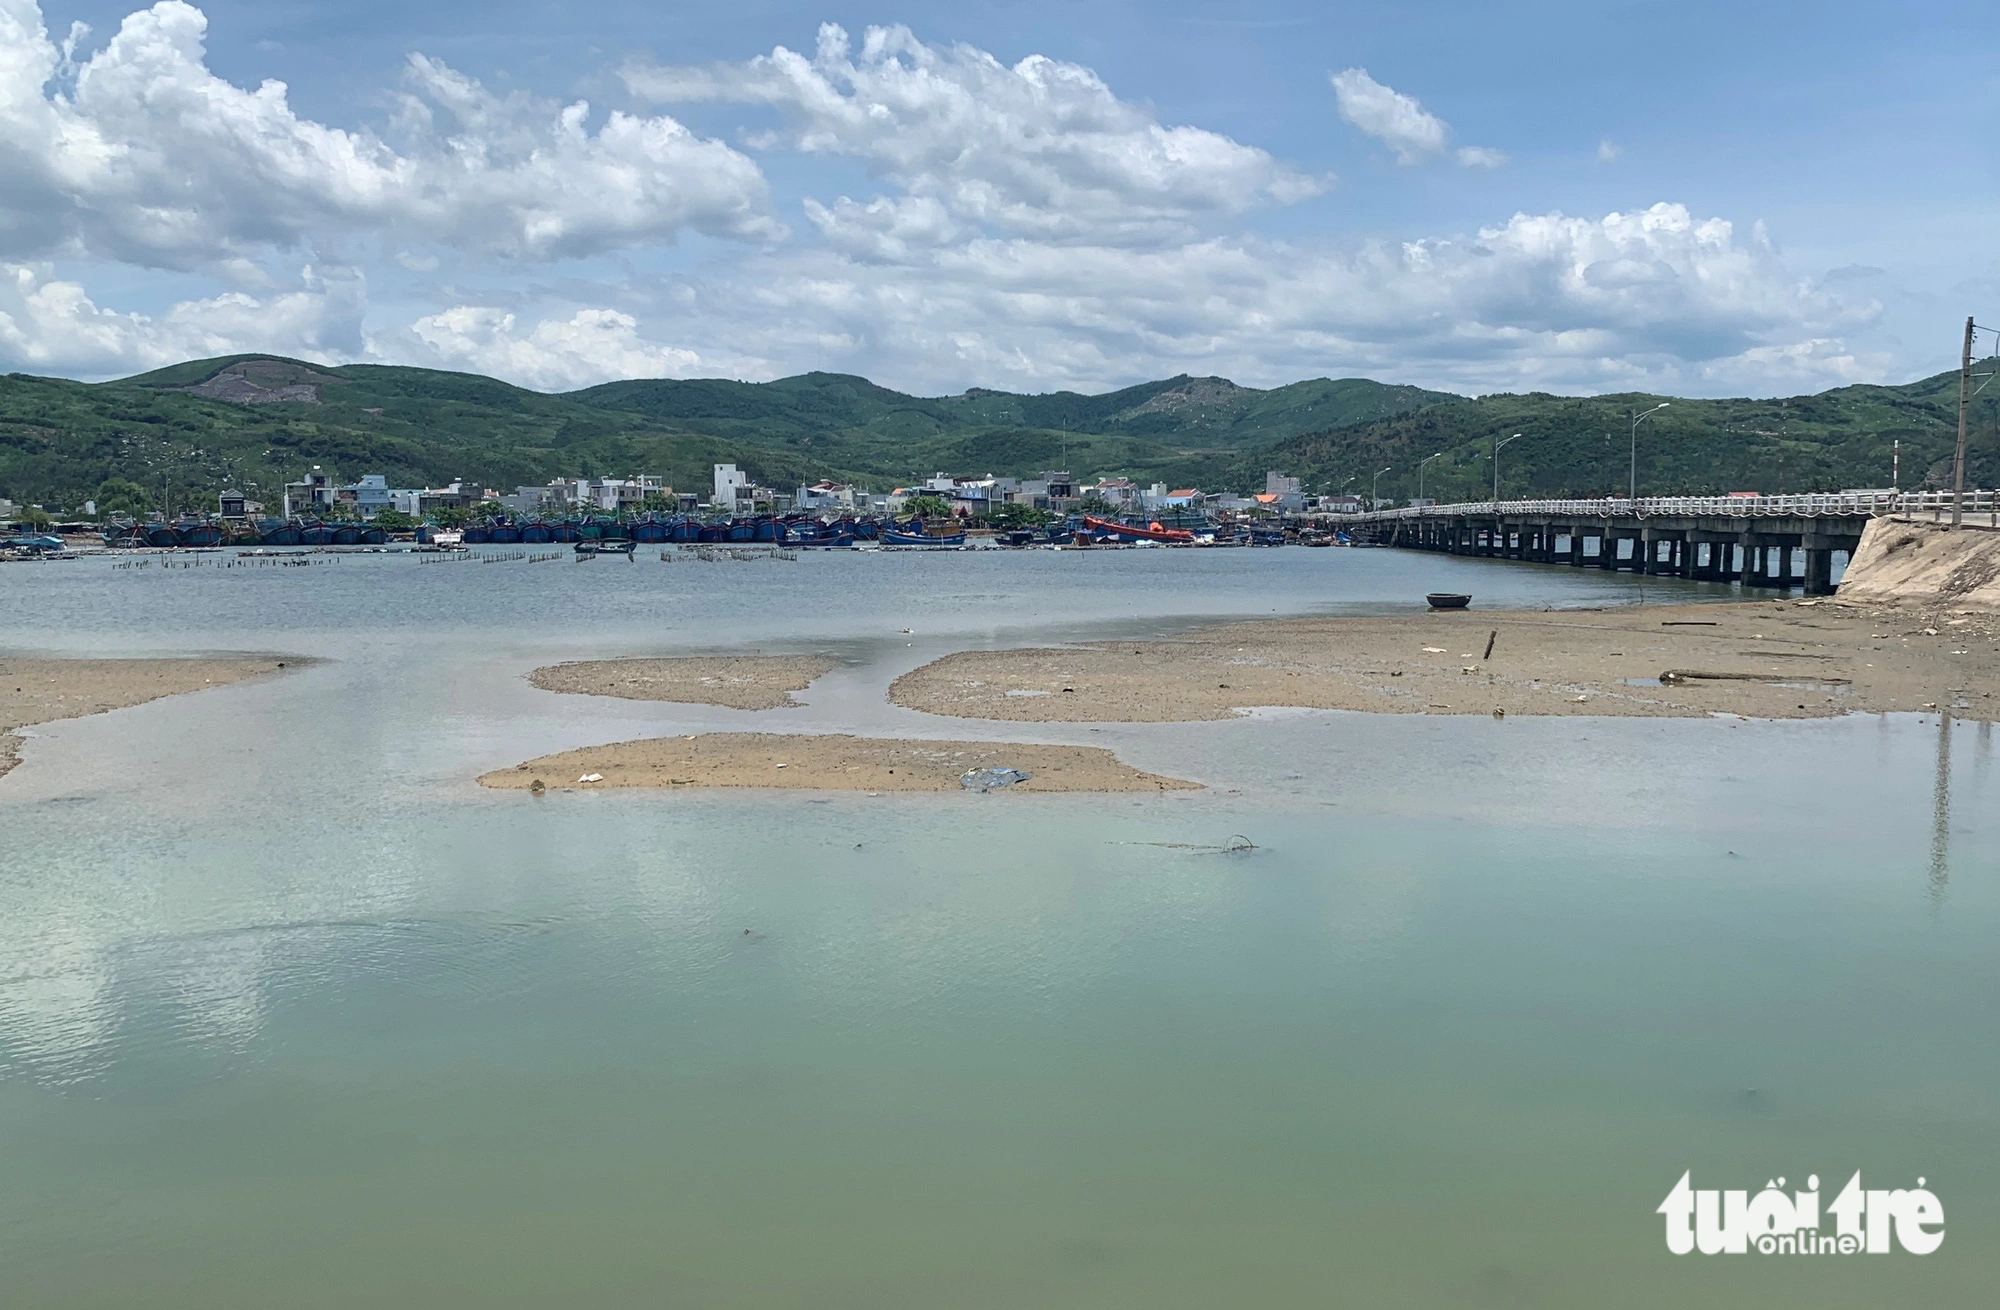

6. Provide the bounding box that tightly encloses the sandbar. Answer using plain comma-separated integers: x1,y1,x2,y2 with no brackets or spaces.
528,655,837,711
888,600,1999,723
479,732,1198,793
1,656,291,778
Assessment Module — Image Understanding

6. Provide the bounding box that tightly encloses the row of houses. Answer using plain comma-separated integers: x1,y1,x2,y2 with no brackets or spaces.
270,462,1326,522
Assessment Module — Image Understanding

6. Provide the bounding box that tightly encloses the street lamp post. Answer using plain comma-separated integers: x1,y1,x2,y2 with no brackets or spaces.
1418,451,1443,503
1492,433,1520,507
1629,403,1669,501
1371,465,1391,509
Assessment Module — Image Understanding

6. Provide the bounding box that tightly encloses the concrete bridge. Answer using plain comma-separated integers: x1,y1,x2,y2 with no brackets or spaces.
1324,490,1999,596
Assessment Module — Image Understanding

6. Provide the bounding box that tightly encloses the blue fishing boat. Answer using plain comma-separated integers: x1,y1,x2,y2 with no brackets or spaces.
551,521,580,542
175,520,223,547
300,523,338,546
358,525,388,545
520,521,553,544
630,518,667,543
487,523,521,544
255,519,302,546
883,528,966,546
461,525,490,544
143,523,182,547
332,524,364,545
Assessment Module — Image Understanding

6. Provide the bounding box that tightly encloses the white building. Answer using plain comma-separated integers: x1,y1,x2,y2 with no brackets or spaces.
713,463,749,508
1264,471,1306,512
796,481,859,513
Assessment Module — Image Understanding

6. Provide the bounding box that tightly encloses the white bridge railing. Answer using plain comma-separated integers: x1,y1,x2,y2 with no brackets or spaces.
1322,488,1997,523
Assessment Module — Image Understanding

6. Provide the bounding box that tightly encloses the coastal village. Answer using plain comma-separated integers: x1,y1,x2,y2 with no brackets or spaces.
2,461,1330,552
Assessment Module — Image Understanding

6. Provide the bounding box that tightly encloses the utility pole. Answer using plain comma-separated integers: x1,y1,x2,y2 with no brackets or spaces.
1954,315,1973,528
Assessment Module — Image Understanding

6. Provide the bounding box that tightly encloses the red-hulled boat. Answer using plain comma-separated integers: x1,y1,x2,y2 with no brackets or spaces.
1083,515,1196,543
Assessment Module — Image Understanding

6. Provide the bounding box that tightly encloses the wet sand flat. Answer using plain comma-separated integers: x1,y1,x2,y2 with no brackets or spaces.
528,655,838,711
479,732,1199,793
1,656,290,778
888,600,2000,723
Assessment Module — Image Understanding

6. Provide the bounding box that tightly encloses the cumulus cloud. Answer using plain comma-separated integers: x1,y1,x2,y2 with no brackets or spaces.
401,305,741,391
1330,67,1503,170
628,23,1324,245
0,261,361,375
612,203,1879,396
0,0,775,269
1597,139,1622,163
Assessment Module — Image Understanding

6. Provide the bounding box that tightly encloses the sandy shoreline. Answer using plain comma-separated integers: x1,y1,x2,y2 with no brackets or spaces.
889,600,2000,723
528,655,837,711
479,732,1198,793
1,656,291,778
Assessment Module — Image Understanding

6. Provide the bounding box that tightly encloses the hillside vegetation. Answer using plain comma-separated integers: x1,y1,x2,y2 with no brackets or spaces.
0,354,1992,515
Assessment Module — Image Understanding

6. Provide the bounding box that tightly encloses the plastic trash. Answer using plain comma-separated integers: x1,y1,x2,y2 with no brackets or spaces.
578,773,604,783
960,767,1032,792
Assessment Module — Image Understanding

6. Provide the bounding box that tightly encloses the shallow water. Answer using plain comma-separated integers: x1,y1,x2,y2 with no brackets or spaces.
2,548,1993,1307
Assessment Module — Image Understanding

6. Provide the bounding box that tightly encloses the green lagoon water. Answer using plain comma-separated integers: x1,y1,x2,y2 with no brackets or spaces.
1,547,1995,1307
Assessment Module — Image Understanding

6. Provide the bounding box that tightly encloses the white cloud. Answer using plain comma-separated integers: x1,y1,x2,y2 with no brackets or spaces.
400,305,741,391
1597,139,1622,163
606,202,1880,397
1330,67,1504,170
0,261,361,375
628,23,1324,245
0,0,776,269
1330,67,1447,164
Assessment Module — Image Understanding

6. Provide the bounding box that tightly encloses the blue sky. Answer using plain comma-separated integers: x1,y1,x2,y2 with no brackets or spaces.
3,0,1996,395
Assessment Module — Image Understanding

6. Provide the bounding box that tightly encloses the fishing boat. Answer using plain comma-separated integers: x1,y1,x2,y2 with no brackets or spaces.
1426,593,1472,610
883,527,967,546
520,520,554,544
574,539,636,556
1082,515,1195,544
175,519,224,547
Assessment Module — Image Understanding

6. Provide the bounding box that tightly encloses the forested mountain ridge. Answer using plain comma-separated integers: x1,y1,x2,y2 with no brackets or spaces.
0,353,1989,514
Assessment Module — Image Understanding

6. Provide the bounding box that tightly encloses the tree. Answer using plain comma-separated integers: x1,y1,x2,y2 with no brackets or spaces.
19,505,53,529
1074,496,1114,516
372,508,417,532
641,491,678,513
470,499,506,522
427,505,469,529
903,494,953,519
988,503,1055,529
95,478,152,518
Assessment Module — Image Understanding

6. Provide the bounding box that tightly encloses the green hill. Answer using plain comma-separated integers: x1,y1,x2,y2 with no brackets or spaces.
0,353,1991,517
0,358,1450,515
1254,373,1997,505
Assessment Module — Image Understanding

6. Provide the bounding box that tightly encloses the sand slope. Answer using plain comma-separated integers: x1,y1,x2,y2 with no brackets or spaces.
1837,518,2000,612
479,732,1198,793
889,601,1999,723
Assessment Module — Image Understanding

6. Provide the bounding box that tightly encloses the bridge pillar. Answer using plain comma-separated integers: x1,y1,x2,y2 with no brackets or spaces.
1736,534,1755,587
1641,527,1662,575
1804,545,1835,596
